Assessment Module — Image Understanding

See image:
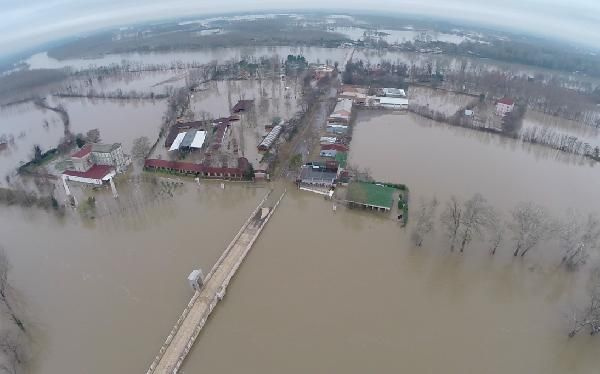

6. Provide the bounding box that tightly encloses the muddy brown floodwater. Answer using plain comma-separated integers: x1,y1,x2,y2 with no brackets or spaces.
2,109,600,373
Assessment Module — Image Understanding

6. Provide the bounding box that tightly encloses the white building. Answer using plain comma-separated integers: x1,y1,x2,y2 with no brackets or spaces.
328,99,353,124
496,98,515,117
90,143,129,173
377,97,409,110
382,87,407,98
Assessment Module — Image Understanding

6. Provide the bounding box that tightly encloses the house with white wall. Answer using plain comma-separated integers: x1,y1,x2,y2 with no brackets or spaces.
496,98,515,116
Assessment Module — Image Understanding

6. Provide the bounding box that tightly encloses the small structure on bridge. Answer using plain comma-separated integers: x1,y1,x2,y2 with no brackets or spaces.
187,269,204,291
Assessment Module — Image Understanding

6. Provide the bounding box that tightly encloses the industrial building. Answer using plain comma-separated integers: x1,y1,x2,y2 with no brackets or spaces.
297,165,337,188
169,129,207,151
258,125,282,151
382,87,407,98
375,97,409,110
328,99,353,124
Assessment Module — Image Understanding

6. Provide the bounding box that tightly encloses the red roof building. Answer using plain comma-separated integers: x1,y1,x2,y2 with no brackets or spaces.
497,97,514,106
62,164,115,185
321,143,349,152
144,157,250,180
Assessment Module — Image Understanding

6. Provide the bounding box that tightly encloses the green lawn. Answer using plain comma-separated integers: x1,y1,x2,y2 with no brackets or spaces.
346,181,396,209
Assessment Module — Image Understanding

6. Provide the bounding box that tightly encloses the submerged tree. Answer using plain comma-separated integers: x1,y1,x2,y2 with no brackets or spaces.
440,196,463,251
0,248,25,333
131,136,151,163
559,211,600,270
569,266,600,337
457,193,496,253
508,202,551,257
410,197,439,247
488,212,505,255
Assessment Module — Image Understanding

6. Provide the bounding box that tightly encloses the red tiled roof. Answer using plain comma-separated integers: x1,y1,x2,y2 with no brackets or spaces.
63,164,113,180
144,157,250,176
321,144,349,152
498,97,514,106
71,144,92,158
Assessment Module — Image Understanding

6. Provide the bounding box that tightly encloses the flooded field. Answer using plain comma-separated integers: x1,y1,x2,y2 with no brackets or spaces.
349,111,600,216
333,26,471,44
409,85,477,116
522,111,600,148
25,47,351,71
3,45,600,374
181,189,599,374
0,182,268,374
0,98,166,182
0,108,599,373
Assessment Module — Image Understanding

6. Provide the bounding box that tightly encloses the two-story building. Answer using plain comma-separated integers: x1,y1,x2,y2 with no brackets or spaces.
496,98,515,117
90,143,128,173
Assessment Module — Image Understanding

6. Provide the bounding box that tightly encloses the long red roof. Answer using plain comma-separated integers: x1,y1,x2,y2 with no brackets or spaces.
321,144,349,152
63,164,113,180
144,158,249,175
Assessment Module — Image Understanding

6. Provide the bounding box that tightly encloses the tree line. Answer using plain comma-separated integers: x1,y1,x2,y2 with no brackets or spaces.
410,193,600,337
411,193,600,268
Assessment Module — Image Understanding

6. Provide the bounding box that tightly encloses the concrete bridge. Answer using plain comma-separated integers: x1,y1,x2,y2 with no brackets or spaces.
146,189,286,373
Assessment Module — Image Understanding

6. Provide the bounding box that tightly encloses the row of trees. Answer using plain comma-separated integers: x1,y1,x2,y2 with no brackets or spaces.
521,126,600,160
411,194,600,270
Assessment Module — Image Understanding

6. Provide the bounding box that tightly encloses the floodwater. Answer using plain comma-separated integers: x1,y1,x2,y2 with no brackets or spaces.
1,109,599,373
349,111,600,217
0,182,269,374
0,98,166,182
333,26,471,44
522,111,600,148
3,62,600,373
25,47,351,71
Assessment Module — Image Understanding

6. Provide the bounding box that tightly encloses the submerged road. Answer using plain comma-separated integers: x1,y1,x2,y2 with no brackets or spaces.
147,189,286,374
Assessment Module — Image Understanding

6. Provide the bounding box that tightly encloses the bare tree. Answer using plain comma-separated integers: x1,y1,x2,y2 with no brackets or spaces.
508,202,551,257
0,329,29,374
131,137,151,163
488,212,505,255
569,266,600,337
559,211,600,270
85,128,101,143
0,249,25,333
457,193,495,253
410,197,439,247
440,196,463,251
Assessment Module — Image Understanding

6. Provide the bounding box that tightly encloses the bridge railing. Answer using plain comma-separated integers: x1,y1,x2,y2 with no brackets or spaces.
146,189,273,374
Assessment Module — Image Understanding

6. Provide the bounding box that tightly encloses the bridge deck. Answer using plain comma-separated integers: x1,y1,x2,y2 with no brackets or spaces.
147,190,285,373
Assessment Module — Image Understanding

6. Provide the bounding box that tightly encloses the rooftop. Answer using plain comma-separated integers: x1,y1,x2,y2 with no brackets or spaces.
383,87,407,97
71,144,92,158
378,97,409,105
498,97,514,106
63,164,113,180
298,167,337,183
346,182,396,209
92,143,121,153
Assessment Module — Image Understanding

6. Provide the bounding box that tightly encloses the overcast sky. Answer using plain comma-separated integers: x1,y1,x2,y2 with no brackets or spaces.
1,0,599,57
